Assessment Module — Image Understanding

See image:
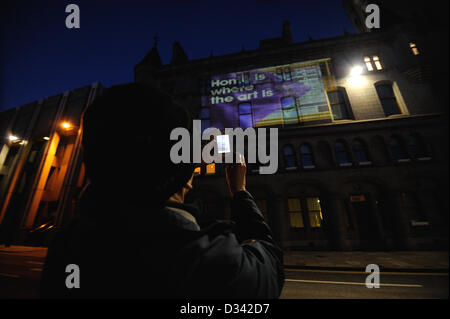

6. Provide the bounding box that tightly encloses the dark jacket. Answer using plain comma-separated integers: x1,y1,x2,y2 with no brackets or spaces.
40,188,284,299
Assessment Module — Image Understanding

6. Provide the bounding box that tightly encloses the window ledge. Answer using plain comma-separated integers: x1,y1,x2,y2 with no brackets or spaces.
303,165,316,169
397,158,411,163
358,161,372,166
339,162,353,167
417,157,432,161
285,166,298,171
410,220,429,227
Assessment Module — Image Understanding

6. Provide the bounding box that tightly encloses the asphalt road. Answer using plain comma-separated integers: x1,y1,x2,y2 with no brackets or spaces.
280,268,449,299
0,251,448,299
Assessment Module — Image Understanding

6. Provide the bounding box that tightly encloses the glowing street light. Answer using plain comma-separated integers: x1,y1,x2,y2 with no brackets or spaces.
8,135,19,142
350,65,363,76
61,122,72,129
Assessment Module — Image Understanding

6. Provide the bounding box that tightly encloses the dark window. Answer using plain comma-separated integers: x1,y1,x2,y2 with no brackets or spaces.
401,192,427,222
284,68,291,81
335,141,351,165
352,139,370,163
199,107,210,132
4,146,20,166
238,102,252,128
282,145,297,168
243,72,250,86
375,84,401,116
327,89,351,120
299,144,314,167
389,136,409,160
408,134,429,159
276,68,283,82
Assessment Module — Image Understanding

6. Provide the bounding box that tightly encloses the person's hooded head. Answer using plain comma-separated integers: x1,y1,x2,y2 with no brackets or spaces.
81,83,195,209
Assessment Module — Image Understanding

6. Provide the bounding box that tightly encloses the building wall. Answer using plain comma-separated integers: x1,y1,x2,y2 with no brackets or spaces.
0,83,101,245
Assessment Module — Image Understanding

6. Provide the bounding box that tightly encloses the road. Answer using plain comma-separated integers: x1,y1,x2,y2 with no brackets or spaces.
280,268,449,299
0,250,448,299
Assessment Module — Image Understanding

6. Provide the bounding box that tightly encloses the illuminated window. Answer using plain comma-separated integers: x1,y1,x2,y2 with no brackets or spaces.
194,166,201,175
364,56,383,71
389,136,409,161
199,107,210,132
335,141,352,165
364,56,374,71
206,163,215,175
375,83,401,116
327,88,352,120
255,199,269,222
282,145,297,169
409,43,419,55
288,198,304,228
352,139,370,163
372,56,382,70
238,102,253,128
306,197,323,228
300,144,315,168
281,96,298,125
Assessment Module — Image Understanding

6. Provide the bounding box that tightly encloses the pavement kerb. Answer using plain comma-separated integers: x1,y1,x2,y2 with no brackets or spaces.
283,264,449,273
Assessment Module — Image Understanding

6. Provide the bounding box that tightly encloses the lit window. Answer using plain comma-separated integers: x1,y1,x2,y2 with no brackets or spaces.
364,56,374,71
409,43,419,55
300,144,315,168
282,145,297,169
364,56,382,71
288,198,304,228
372,56,383,70
306,197,323,228
375,83,401,116
206,163,215,175
238,102,253,128
194,166,201,175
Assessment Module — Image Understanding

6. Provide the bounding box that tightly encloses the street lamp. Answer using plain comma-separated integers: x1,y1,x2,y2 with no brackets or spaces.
8,135,19,142
348,65,365,87
61,122,72,129
350,65,363,76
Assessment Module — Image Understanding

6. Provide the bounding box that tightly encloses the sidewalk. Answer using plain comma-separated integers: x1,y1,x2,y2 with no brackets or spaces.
283,250,449,272
0,245,48,258
1,245,448,272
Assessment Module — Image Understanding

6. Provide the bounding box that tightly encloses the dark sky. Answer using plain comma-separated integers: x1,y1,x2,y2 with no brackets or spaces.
0,0,355,112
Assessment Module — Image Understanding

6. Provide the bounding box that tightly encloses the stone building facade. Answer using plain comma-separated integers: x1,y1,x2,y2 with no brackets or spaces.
0,2,447,250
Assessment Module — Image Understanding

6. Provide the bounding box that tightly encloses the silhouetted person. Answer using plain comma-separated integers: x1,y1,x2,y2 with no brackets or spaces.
40,83,284,298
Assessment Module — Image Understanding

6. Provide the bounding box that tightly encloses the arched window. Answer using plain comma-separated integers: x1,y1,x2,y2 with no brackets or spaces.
299,143,315,168
375,83,401,116
327,88,352,120
352,139,370,164
335,140,352,166
389,136,409,161
281,97,298,125
199,107,210,132
282,145,297,169
238,102,252,128
408,134,430,160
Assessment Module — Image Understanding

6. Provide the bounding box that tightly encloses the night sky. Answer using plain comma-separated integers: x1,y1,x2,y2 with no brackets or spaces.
0,0,355,112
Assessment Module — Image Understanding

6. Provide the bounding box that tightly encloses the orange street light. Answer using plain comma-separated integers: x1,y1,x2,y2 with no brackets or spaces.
61,122,72,129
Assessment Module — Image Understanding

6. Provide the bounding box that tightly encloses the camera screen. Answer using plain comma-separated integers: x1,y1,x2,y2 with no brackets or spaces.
216,135,230,153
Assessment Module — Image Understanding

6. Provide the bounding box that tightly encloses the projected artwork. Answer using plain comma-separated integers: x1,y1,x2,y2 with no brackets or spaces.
200,58,336,130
